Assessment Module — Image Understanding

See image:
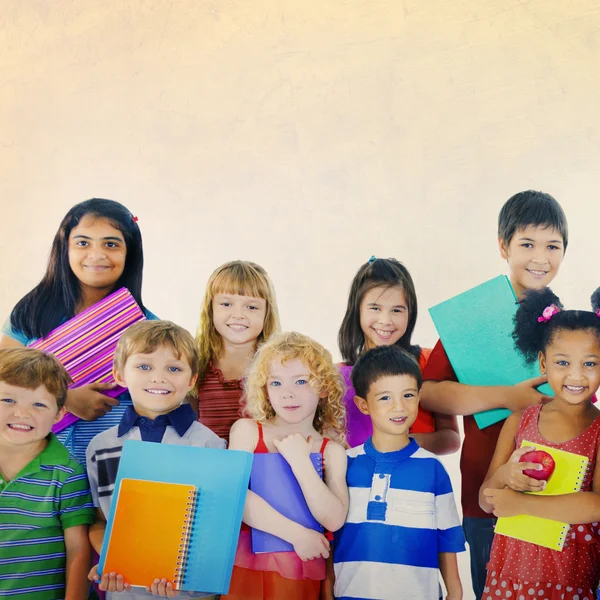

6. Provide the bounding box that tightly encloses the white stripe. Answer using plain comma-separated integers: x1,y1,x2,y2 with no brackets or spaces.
347,444,366,458
411,446,436,460
347,487,436,529
334,560,438,599
435,492,461,531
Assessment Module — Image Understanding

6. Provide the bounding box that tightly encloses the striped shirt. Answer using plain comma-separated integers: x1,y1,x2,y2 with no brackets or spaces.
197,361,245,444
333,438,465,600
86,408,226,518
0,434,95,599
2,309,158,466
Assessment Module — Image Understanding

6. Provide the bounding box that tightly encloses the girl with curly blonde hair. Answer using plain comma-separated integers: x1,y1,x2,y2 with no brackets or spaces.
192,260,280,443
222,332,349,600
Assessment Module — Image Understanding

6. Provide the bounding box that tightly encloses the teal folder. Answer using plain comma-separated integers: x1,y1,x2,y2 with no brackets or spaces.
428,275,552,428
98,441,252,595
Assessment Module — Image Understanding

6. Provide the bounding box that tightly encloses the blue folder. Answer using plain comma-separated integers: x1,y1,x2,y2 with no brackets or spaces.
250,453,323,553
98,441,252,595
428,275,552,428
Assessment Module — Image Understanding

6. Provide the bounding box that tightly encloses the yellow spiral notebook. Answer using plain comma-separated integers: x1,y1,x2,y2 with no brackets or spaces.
494,440,589,551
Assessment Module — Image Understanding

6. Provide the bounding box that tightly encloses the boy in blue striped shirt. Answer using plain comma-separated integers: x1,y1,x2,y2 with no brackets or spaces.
333,346,465,600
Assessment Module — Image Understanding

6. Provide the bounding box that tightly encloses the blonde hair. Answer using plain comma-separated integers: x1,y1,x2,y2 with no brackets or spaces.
244,331,346,442
0,348,71,409
196,261,280,384
114,320,199,377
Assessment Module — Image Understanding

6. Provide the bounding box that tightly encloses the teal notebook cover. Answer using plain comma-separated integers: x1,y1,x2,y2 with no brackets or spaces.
98,441,252,595
428,275,552,428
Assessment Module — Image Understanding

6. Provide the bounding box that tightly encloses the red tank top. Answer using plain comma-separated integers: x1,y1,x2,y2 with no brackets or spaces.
254,421,330,455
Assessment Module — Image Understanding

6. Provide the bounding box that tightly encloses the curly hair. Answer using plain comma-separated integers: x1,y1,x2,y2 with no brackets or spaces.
196,261,280,384
244,331,346,443
513,287,600,363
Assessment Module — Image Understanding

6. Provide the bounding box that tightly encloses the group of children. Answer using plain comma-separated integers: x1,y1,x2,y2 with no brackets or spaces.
1,191,600,600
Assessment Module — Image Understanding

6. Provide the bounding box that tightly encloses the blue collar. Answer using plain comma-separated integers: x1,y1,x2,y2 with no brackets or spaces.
117,403,196,439
363,436,419,463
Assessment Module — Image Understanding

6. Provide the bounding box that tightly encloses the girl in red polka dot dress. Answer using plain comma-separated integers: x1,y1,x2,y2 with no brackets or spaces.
478,287,600,600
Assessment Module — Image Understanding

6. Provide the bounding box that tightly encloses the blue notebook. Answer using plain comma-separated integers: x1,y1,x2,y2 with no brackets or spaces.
98,441,252,595
250,453,324,553
429,275,552,429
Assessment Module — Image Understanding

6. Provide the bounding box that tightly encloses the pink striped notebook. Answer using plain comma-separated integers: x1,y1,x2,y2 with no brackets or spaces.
30,287,145,433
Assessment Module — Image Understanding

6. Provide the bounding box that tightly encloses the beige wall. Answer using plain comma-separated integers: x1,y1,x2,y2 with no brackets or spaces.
2,1,600,596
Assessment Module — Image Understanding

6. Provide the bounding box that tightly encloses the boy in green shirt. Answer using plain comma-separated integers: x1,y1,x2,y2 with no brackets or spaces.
0,348,95,600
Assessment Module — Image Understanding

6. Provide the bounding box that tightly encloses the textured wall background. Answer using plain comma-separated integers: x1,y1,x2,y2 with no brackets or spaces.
2,2,600,595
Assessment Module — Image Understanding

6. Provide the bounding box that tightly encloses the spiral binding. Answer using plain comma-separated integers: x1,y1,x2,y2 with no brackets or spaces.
556,457,589,551
573,460,591,492
314,454,323,478
173,489,199,590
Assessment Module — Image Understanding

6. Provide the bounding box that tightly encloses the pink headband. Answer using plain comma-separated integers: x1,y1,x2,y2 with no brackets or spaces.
538,304,560,323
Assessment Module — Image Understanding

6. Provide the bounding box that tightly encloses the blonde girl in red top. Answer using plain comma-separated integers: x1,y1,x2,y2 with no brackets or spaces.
223,331,349,600
192,261,280,443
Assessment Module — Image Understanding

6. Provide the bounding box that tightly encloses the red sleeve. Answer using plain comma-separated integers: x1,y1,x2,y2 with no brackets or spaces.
422,339,458,382
410,348,436,434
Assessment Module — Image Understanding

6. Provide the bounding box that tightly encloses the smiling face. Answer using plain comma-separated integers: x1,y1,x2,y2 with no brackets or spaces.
0,382,64,449
359,286,409,350
266,357,323,426
539,329,600,406
499,225,564,300
354,373,419,449
114,345,197,419
212,293,267,348
68,214,127,295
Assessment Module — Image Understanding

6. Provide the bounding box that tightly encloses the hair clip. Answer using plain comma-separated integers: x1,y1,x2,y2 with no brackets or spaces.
538,304,560,323
596,309,600,318
132,216,139,223
368,255,376,264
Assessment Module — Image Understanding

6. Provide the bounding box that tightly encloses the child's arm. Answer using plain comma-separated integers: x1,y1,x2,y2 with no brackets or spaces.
229,419,331,561
421,375,549,416
439,553,462,600
65,524,93,600
273,435,349,532
412,413,461,455
484,441,600,523
478,412,545,512
89,508,106,554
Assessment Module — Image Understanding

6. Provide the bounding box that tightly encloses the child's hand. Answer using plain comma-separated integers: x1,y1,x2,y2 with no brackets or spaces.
88,565,131,592
484,487,526,518
290,526,330,561
146,578,180,597
501,446,546,493
273,433,312,467
68,383,119,420
507,375,550,412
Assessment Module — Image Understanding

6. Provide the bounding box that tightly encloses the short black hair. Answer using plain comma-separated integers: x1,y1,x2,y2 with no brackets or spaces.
498,190,568,250
351,345,422,399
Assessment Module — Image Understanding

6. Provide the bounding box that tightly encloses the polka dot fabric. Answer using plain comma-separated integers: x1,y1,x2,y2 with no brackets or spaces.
484,405,600,600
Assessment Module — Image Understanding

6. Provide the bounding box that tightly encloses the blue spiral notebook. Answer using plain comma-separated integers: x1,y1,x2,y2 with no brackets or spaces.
250,453,324,553
98,441,252,595
429,275,552,429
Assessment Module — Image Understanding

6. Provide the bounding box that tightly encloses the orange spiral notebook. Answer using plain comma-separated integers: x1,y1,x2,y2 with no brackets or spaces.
102,478,198,587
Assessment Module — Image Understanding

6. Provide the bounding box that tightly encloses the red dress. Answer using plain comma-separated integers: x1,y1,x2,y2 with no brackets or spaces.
222,422,328,600
484,405,600,600
197,361,244,444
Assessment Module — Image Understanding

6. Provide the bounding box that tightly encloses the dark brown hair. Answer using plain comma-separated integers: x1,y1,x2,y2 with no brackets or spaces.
338,258,420,366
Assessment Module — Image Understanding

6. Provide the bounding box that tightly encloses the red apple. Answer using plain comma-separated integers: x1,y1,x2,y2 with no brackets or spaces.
519,450,555,481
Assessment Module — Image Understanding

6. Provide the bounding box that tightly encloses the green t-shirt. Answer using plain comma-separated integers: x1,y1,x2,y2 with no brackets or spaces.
0,434,95,599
